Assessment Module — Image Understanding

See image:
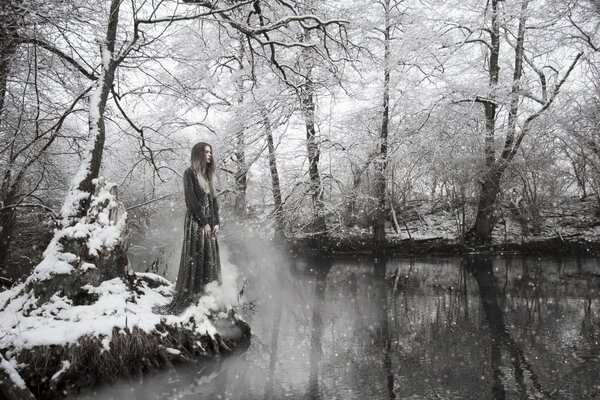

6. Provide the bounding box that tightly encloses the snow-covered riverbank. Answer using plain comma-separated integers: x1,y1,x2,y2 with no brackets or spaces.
0,272,250,399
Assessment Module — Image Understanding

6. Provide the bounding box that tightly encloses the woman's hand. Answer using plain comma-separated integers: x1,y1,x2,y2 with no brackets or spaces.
203,224,212,237
212,225,219,236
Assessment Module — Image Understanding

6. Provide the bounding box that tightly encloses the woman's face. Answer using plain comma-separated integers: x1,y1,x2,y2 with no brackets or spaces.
204,146,213,164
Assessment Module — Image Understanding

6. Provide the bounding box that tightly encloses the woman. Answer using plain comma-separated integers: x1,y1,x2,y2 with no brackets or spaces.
154,142,222,315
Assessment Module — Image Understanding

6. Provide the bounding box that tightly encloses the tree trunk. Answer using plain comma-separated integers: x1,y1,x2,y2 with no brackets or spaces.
467,0,500,245
26,0,127,303
0,4,22,239
299,30,327,238
233,40,247,219
374,0,391,248
345,155,375,226
0,0,20,128
263,108,285,241
30,179,129,304
346,169,362,226
468,0,534,245
69,0,121,217
466,169,502,245
0,189,18,269
301,84,327,237
233,134,247,218
0,45,15,128
0,210,16,270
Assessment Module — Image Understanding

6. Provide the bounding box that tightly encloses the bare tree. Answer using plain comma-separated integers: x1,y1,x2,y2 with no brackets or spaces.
448,0,583,245
0,0,95,268
299,26,328,238
233,37,249,218
373,0,392,247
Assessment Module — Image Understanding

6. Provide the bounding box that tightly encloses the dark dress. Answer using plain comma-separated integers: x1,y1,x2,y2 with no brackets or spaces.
154,168,222,315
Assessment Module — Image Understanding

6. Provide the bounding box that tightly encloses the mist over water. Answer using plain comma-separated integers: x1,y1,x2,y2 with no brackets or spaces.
81,226,600,399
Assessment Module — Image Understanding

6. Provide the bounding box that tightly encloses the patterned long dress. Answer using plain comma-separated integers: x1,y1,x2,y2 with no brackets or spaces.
154,167,222,315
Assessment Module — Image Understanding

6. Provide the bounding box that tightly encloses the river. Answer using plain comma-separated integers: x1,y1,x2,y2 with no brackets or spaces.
81,243,600,399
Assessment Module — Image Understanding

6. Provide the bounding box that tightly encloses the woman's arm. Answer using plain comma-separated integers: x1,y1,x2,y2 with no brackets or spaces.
183,169,208,226
213,195,220,226
212,195,220,236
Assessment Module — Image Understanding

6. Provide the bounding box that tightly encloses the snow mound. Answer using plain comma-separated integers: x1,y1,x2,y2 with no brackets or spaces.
27,177,128,283
0,274,223,352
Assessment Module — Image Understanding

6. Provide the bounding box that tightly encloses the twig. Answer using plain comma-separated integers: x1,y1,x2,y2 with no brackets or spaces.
0,204,58,221
125,193,178,211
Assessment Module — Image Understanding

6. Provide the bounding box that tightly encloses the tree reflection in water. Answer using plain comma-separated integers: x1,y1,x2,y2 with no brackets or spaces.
374,254,396,399
263,252,285,400
467,255,549,399
307,255,332,400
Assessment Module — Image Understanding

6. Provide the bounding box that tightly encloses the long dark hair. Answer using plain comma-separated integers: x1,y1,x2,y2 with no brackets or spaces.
191,142,215,195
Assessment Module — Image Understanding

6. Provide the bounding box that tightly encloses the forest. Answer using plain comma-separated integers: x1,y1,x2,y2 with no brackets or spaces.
0,0,599,398
1,0,600,267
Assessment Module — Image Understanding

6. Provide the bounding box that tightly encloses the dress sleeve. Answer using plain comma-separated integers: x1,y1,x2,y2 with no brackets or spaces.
213,195,220,226
183,169,208,226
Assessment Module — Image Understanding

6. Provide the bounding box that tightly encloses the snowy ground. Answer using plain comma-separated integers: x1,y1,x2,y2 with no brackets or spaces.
0,269,250,400
322,197,600,245
0,275,223,352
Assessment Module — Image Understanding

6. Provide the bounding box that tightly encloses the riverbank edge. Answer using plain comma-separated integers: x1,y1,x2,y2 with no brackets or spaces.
0,315,251,400
286,236,600,256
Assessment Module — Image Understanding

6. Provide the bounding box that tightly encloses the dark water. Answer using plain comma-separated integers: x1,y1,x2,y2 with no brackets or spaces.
83,251,600,400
